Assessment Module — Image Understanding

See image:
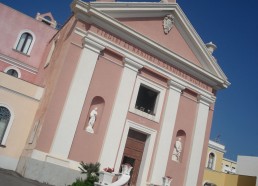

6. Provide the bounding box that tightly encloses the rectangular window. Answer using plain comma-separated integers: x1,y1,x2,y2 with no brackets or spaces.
135,84,159,115
129,76,165,122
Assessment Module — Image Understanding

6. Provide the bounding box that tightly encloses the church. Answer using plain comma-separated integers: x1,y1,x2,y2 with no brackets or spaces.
0,0,229,185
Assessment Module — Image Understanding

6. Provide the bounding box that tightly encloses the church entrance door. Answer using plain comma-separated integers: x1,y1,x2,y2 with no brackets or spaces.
121,129,147,186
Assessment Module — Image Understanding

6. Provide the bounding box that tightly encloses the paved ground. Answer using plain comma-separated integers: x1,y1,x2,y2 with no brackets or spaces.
0,168,53,186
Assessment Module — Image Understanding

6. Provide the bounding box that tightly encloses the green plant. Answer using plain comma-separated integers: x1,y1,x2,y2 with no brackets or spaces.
70,162,100,186
70,178,86,186
79,162,100,178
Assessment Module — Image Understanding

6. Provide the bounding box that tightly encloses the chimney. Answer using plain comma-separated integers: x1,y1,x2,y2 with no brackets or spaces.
205,42,217,54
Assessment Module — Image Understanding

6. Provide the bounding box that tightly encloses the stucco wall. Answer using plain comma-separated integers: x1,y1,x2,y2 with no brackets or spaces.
0,3,57,83
0,73,42,170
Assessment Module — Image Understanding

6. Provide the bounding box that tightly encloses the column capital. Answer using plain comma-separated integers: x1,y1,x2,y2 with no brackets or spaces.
123,57,143,72
82,37,105,54
197,95,216,106
168,79,185,93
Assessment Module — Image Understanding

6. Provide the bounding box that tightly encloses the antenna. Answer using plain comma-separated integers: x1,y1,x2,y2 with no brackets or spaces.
215,134,221,143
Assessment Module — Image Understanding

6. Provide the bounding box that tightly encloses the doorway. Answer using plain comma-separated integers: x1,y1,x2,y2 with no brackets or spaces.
121,129,147,186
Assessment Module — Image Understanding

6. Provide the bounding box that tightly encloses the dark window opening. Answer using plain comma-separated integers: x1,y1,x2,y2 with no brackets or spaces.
207,153,215,169
6,69,18,78
135,85,158,115
42,19,51,26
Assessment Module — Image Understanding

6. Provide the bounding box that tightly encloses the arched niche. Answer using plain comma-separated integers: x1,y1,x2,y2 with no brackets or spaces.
85,96,105,134
172,130,186,163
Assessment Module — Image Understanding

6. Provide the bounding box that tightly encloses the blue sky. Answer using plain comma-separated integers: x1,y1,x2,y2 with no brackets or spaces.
2,0,258,161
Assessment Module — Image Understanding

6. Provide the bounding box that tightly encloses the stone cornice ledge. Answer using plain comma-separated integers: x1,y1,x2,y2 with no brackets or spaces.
168,79,185,93
197,94,216,106
123,57,143,72
82,36,105,53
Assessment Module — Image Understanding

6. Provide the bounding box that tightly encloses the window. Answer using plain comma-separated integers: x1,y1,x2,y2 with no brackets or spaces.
129,76,166,122
135,85,158,115
4,66,21,78
6,69,18,78
0,106,11,144
207,153,215,169
16,32,33,54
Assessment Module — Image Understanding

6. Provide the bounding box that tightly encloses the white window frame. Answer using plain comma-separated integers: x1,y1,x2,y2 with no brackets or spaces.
4,66,21,78
129,76,166,122
13,29,36,56
0,104,14,146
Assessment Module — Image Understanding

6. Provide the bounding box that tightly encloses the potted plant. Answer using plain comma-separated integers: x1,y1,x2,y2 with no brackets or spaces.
98,167,115,185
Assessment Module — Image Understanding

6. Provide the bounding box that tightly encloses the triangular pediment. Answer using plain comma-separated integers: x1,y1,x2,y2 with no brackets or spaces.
117,17,202,68
71,1,230,89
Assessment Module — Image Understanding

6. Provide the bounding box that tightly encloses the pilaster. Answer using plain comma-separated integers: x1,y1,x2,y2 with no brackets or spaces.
99,57,142,169
150,79,185,185
50,37,105,159
184,94,215,186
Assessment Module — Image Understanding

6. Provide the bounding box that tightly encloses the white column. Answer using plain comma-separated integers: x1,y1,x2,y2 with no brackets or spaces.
99,57,142,169
184,95,215,186
150,80,185,185
50,37,105,158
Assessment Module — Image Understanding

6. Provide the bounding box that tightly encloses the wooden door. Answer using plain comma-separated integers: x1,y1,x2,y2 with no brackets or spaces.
121,130,147,186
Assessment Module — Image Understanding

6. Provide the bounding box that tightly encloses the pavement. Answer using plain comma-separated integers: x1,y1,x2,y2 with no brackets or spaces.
0,168,53,186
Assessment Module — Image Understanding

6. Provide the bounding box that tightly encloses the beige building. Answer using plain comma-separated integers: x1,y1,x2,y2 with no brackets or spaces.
0,73,44,170
203,140,256,186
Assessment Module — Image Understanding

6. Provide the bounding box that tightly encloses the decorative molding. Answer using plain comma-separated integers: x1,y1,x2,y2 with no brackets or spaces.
82,36,105,54
168,79,185,92
0,54,38,74
163,14,174,34
197,94,216,106
123,57,143,72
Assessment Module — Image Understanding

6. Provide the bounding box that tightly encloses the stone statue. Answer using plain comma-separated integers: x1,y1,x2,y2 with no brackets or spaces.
172,137,182,162
86,107,97,133
163,14,174,34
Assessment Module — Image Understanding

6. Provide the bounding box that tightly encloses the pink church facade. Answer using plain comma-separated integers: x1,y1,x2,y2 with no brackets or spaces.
0,0,229,186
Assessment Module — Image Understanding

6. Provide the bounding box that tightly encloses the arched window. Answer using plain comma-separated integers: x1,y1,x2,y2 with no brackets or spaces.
16,32,33,54
6,69,18,78
0,106,11,144
207,153,215,169
4,66,21,78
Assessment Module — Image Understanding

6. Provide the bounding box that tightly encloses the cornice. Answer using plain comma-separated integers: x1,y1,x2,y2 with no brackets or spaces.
0,53,38,74
71,0,230,90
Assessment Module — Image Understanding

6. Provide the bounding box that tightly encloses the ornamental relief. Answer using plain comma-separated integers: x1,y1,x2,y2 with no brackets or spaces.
163,14,175,34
